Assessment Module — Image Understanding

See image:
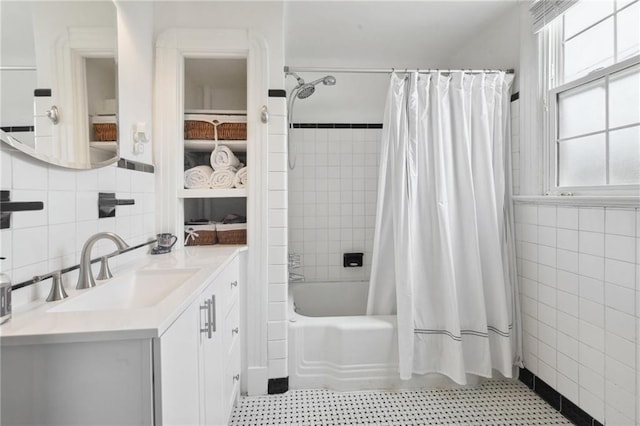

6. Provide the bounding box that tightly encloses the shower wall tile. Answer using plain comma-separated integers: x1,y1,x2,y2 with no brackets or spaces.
515,202,638,426
288,127,381,284
266,98,289,380
510,99,520,195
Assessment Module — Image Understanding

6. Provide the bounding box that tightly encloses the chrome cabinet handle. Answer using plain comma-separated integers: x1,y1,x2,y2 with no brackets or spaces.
232,327,239,335
230,280,238,288
200,300,212,339
210,295,216,333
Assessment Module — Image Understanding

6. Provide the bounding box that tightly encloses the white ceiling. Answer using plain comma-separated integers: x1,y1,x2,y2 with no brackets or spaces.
285,0,520,68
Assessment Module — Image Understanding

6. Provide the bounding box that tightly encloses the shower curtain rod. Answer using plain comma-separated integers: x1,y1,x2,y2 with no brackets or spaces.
284,66,515,75
0,66,36,71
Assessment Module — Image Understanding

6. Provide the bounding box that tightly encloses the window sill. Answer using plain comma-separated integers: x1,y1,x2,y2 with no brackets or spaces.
511,195,640,208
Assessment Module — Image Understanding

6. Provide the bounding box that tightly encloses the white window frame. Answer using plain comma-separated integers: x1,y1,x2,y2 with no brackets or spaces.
544,0,640,196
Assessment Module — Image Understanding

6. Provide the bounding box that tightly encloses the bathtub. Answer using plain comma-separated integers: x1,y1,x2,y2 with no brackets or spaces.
288,281,477,391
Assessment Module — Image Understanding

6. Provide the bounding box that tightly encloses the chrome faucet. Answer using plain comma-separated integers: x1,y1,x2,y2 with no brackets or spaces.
76,232,129,290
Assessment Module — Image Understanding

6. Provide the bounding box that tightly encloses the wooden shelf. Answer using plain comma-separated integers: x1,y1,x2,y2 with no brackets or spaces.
184,140,247,152
178,188,247,198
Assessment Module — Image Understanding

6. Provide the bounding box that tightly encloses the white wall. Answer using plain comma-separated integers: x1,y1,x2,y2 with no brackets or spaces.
285,1,521,123
515,202,639,425
0,149,156,309
288,127,380,283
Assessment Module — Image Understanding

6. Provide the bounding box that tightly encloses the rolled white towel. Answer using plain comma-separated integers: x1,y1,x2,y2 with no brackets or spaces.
210,145,240,171
233,166,248,188
209,169,235,189
184,165,213,189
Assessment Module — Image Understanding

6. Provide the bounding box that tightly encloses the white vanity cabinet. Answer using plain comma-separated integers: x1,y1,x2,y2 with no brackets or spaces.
157,255,241,426
0,251,242,426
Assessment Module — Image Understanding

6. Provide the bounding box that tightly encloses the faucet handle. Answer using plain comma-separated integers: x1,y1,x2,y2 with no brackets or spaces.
33,271,68,302
96,256,113,280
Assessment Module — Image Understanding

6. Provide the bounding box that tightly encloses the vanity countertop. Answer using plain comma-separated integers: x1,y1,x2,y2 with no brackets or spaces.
0,245,246,346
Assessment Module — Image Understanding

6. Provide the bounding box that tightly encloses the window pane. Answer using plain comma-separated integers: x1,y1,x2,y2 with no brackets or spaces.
558,79,606,138
564,0,614,39
617,0,636,10
564,17,614,81
558,134,606,186
609,65,640,128
609,125,640,184
617,1,640,61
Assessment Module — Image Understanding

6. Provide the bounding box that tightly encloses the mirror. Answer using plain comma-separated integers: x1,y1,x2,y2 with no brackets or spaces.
0,1,118,169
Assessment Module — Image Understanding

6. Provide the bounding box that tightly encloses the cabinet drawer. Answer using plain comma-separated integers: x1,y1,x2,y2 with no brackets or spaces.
223,338,241,418
223,299,240,358
217,256,239,315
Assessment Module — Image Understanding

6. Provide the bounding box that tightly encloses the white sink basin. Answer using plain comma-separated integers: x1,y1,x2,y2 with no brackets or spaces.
49,268,199,312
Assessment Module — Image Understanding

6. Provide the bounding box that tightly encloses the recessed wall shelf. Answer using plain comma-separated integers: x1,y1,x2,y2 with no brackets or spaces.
184,140,247,153
178,188,248,199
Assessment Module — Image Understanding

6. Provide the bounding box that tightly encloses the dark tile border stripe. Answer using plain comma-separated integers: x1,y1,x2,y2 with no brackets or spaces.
117,158,154,173
511,92,519,102
291,123,383,129
1,126,34,133
267,377,288,394
519,367,601,426
34,88,52,97
268,89,286,98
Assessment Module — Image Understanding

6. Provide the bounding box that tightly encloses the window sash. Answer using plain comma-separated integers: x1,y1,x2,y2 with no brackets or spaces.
548,55,640,193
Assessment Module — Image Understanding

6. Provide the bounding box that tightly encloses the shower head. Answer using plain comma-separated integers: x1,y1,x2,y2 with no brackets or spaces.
294,75,336,99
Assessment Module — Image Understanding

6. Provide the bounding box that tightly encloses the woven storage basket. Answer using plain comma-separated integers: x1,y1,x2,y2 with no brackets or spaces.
216,223,246,244
184,224,217,246
184,113,247,140
93,123,117,141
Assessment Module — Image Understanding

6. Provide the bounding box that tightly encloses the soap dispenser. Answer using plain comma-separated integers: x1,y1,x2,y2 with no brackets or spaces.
0,257,11,324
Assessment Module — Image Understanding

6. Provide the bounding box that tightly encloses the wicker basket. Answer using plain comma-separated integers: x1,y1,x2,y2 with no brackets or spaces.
93,123,117,141
184,113,247,140
216,223,247,244
184,224,217,246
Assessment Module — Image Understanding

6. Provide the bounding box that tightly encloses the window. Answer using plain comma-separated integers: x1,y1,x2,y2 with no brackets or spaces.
545,0,640,193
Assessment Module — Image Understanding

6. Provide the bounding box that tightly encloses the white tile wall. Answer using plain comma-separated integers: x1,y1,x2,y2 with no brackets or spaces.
515,203,639,425
288,127,380,283
510,99,520,195
0,149,156,308
267,96,289,379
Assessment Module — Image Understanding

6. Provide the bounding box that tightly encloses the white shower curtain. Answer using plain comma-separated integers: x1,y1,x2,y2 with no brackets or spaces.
367,71,521,385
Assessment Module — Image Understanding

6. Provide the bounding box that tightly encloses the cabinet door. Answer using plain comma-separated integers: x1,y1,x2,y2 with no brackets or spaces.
200,289,226,426
157,302,200,425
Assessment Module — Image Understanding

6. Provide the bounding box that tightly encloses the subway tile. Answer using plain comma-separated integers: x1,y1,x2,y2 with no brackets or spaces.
604,405,635,426
538,342,556,368
538,264,556,287
605,208,636,237
557,270,579,294
579,386,604,423
48,223,76,259
579,208,605,233
557,352,579,379
605,307,635,341
557,290,579,317
579,364,605,399
267,339,287,360
557,249,579,274
48,191,76,225
48,167,76,191
578,320,604,352
605,331,636,368
578,253,604,280
12,226,48,269
579,342,604,376
578,231,604,257
537,205,556,227
267,321,288,341
268,284,287,302
579,298,604,328
604,258,636,289
605,381,636,421
557,376,580,411
579,275,604,303
557,331,579,360
604,283,635,315
557,228,578,252
557,207,579,230
605,356,635,394
604,234,635,263
537,245,556,267
538,226,556,247
267,358,287,379
538,283,556,308
268,302,287,321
